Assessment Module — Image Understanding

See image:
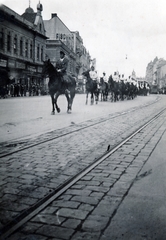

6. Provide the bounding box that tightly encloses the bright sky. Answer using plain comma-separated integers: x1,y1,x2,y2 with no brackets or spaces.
1,0,166,78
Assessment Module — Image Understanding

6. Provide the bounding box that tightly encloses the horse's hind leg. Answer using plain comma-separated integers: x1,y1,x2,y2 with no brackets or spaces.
86,93,88,105
54,92,61,113
91,93,94,105
65,91,72,113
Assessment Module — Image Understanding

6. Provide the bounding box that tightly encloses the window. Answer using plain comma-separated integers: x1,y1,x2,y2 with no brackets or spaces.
13,35,17,54
56,33,59,39
20,37,23,56
30,42,33,59
25,40,28,57
0,29,4,50
7,32,11,52
41,46,43,61
37,44,40,61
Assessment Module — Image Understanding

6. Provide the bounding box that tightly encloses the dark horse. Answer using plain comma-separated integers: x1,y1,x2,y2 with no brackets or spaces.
42,59,76,114
99,77,109,101
82,70,99,105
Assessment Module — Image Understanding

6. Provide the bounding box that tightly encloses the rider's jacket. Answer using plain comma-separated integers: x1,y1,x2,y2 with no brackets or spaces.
56,57,69,75
103,75,108,82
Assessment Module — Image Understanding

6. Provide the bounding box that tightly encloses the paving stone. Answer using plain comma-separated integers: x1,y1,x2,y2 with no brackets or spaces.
82,214,109,231
71,231,101,240
65,189,92,196
78,203,94,212
62,218,81,229
31,213,65,225
54,200,80,209
58,208,89,220
36,225,74,239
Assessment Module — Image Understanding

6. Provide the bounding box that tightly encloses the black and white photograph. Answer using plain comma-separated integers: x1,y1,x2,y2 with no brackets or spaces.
0,0,166,239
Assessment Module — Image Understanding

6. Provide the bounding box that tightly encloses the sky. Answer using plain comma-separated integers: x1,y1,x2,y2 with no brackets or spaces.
1,0,166,78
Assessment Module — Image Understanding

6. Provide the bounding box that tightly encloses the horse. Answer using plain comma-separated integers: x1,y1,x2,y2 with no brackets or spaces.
99,77,109,101
42,59,76,114
82,70,99,105
108,76,120,102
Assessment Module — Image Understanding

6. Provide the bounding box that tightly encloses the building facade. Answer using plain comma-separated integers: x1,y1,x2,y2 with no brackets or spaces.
0,3,47,90
146,57,166,91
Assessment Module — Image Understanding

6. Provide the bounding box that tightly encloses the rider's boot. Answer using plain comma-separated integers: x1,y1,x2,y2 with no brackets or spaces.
65,88,70,95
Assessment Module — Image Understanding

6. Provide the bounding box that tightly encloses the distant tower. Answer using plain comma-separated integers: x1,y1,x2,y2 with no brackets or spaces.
132,69,136,79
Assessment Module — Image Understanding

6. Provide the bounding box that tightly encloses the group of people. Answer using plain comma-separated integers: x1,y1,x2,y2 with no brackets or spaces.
0,83,46,99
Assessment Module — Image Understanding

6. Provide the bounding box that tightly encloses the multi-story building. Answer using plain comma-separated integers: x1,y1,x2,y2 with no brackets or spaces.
146,57,166,91
0,3,47,88
43,13,91,79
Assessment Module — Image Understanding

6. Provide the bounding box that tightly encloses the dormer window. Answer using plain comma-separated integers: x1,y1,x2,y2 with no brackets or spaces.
39,23,42,32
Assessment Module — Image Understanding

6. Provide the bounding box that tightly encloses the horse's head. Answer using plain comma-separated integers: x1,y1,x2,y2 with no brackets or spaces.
82,70,90,79
42,59,57,78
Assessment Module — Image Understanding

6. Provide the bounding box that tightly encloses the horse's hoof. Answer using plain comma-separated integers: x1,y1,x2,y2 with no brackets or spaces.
57,108,60,113
51,111,55,115
67,109,72,114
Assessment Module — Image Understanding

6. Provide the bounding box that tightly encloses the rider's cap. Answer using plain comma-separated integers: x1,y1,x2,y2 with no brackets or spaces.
60,50,65,55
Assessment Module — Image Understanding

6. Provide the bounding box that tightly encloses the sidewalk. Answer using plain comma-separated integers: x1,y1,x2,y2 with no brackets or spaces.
101,123,166,239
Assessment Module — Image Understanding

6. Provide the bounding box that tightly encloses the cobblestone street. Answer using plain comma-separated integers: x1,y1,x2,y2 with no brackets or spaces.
1,94,166,239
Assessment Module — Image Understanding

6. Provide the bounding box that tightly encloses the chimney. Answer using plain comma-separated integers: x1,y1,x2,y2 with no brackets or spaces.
52,13,57,18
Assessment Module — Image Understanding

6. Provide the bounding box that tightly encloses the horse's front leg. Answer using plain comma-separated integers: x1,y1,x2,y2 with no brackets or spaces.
86,92,88,105
51,94,55,114
54,92,61,113
95,92,98,104
91,93,94,105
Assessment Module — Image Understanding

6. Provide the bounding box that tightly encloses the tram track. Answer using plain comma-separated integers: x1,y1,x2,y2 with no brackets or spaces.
0,106,166,240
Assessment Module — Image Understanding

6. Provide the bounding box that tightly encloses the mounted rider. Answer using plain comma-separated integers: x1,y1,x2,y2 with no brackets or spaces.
89,66,99,89
56,50,70,94
102,72,108,83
